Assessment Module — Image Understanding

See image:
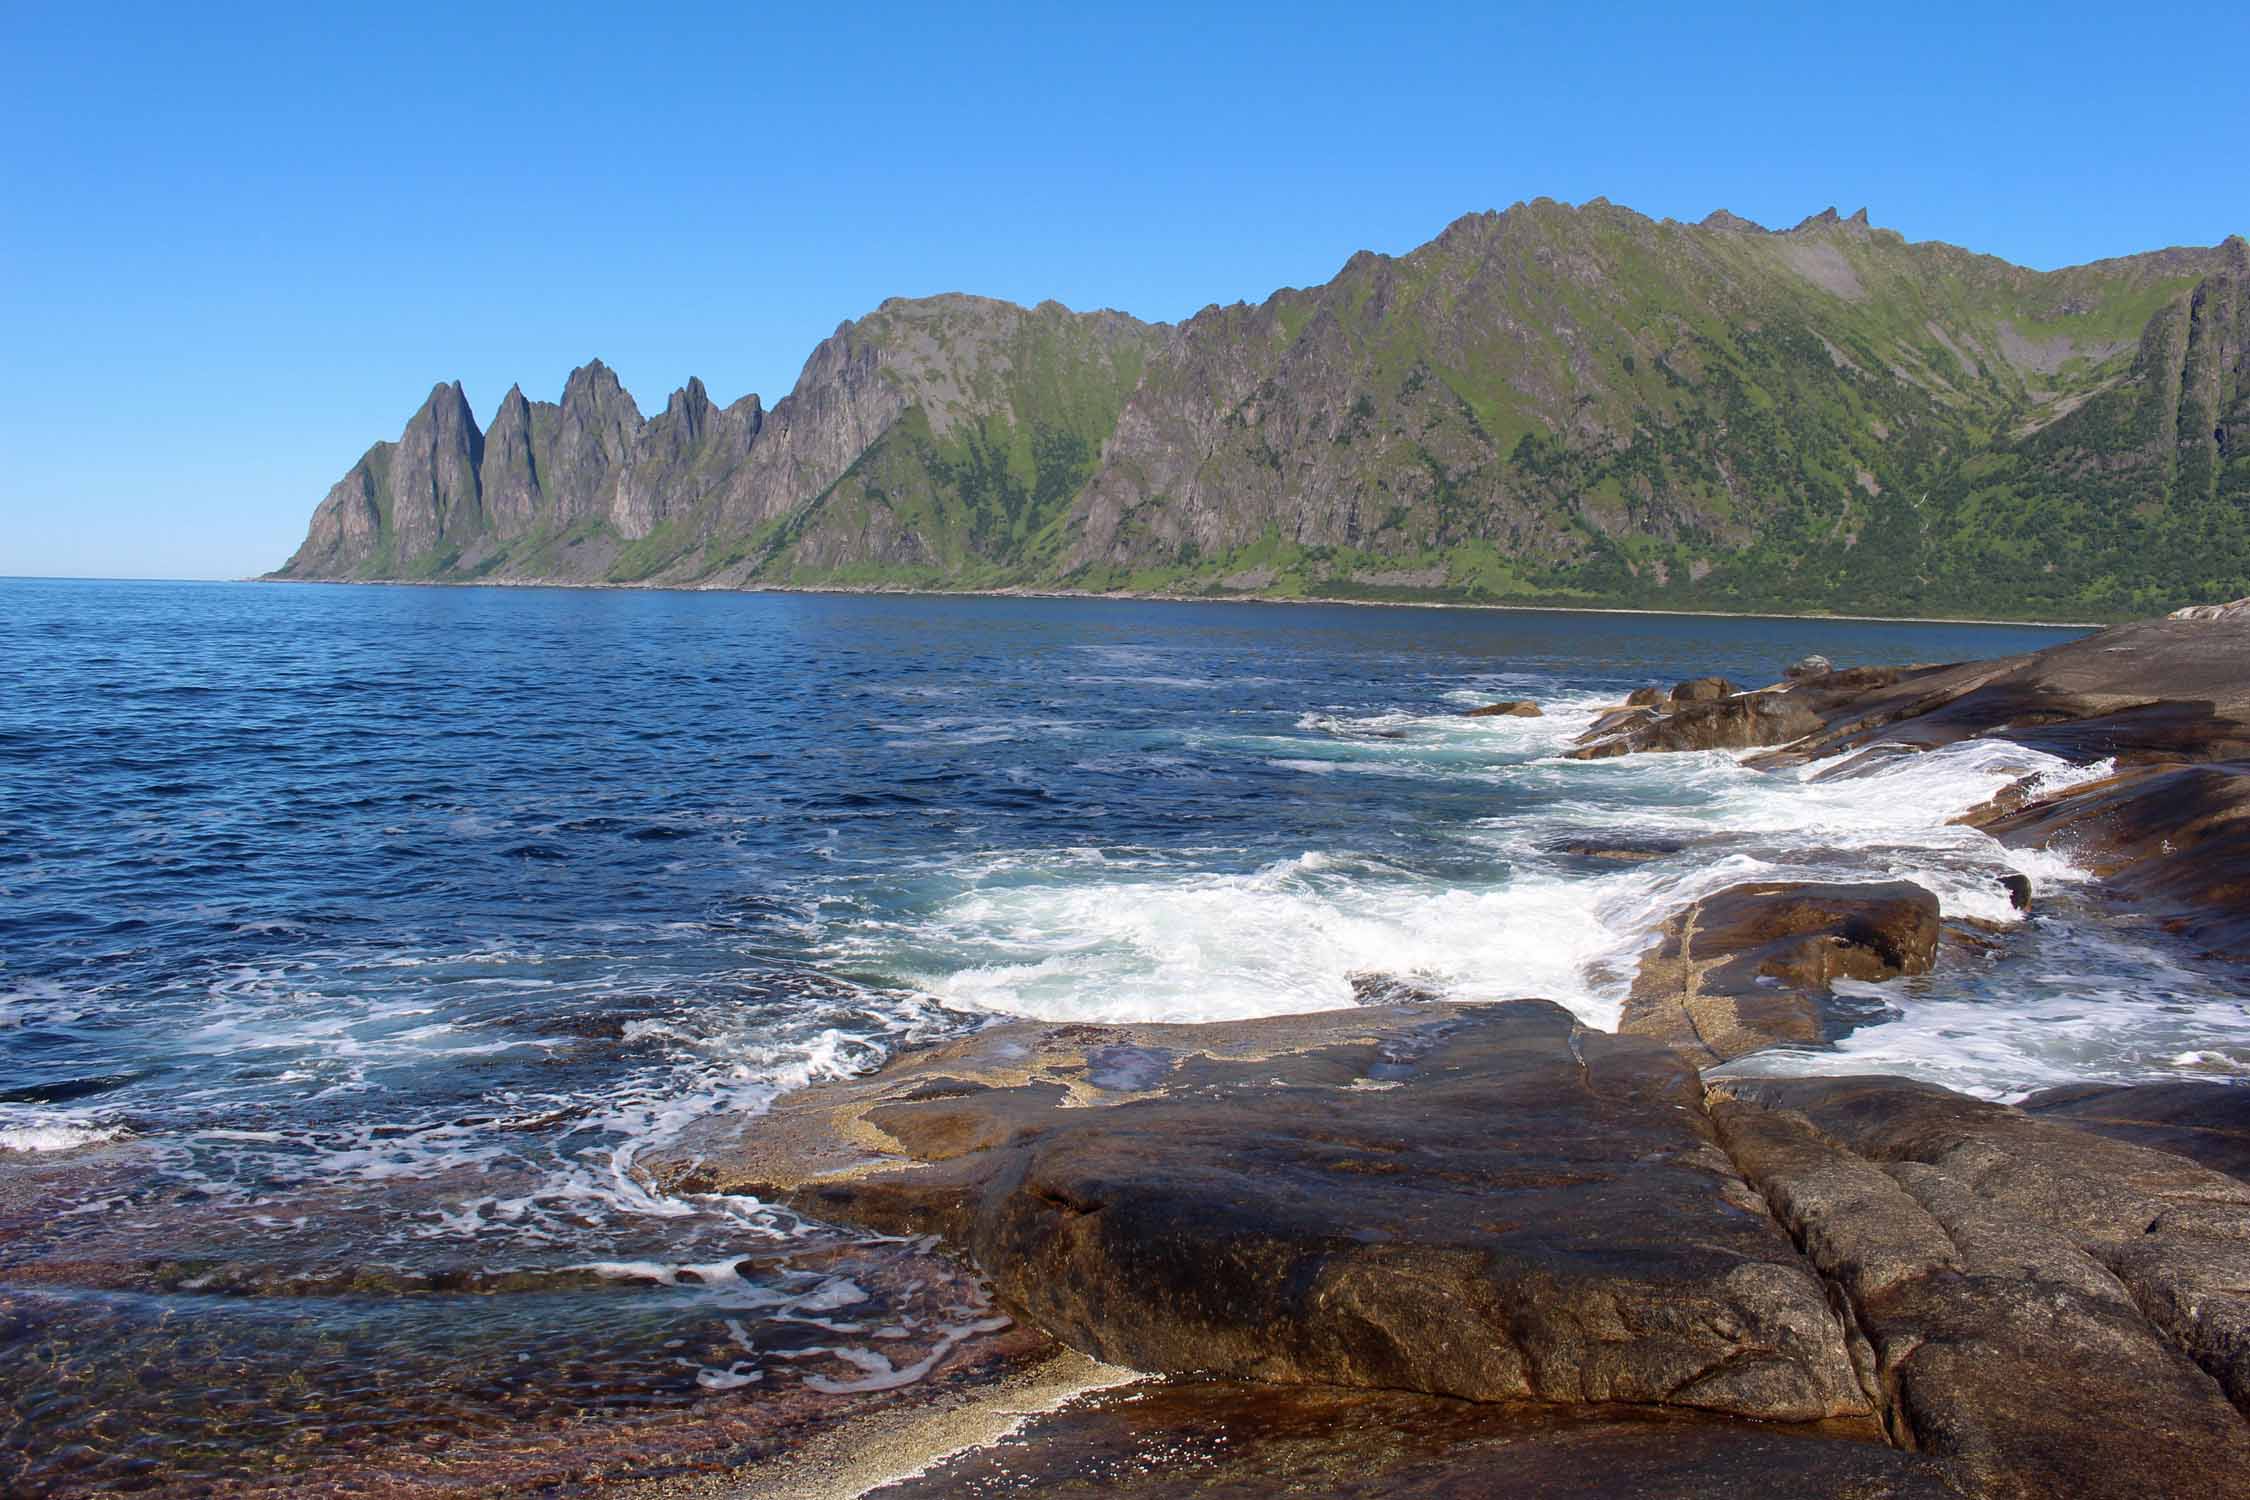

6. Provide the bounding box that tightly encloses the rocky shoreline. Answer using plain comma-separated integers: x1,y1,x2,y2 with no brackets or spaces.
648,605,2250,1498
251,573,2108,631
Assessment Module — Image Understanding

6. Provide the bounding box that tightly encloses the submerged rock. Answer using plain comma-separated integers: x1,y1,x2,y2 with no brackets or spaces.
1542,832,1694,863
1622,881,1941,1066
1461,698,1543,717
1346,969,1448,1004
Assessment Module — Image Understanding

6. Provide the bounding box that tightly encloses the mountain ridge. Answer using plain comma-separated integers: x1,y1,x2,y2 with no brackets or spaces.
273,200,2250,620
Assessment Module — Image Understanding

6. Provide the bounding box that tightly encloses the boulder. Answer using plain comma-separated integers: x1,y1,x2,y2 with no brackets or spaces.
1622,881,1941,1066
1708,1076,2250,1495
1569,692,1825,759
1461,699,1543,718
1625,685,1667,707
663,1001,1872,1423
1785,654,1835,680
863,1380,1959,1499
1671,676,1739,702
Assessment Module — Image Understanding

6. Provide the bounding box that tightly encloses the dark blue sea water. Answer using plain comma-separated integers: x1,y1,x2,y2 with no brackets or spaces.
2,578,2239,1491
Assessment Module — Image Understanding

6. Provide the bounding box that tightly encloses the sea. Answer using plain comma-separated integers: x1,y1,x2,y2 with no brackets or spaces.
3,577,2243,1492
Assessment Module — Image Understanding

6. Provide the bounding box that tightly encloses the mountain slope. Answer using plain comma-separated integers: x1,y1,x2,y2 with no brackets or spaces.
271,201,2250,620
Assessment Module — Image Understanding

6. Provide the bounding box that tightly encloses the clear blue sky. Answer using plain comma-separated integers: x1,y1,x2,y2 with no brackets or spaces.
5,2,2246,580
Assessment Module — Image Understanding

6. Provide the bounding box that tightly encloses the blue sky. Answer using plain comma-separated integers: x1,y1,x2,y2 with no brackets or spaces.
5,2,2246,580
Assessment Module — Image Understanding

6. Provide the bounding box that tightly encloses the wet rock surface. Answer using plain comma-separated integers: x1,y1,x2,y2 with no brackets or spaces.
1710,1075,2250,1497
663,1010,2250,1500
1971,759,2250,957
1743,615,2250,768
1621,881,1941,1066
1572,611,2250,766
2020,1079,2250,1182
1460,698,1543,717
0,1145,1054,1497
665,1001,1872,1423
1569,688,1828,757
1671,675,1741,702
862,1380,1959,1499
1570,613,2250,975
1540,831,1695,864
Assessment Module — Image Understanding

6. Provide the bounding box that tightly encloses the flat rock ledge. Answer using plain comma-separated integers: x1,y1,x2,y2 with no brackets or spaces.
663,1002,1868,1423
658,1001,2250,1498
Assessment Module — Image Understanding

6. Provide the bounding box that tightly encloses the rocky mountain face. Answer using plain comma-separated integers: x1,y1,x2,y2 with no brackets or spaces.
271,201,2250,619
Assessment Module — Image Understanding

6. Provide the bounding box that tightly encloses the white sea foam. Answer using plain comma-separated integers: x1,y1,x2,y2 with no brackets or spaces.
858,713,2078,1038
0,1119,129,1153
1714,925,2250,1100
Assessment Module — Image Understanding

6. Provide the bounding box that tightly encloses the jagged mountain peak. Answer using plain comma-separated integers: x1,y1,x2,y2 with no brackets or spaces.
271,199,2250,618
559,359,632,410
415,379,474,416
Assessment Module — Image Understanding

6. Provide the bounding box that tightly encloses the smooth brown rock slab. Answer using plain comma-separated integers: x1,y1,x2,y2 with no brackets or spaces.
864,1381,1959,1499
1622,881,1941,1066
663,1001,1870,1423
2020,1080,2250,1183
1709,1076,2250,1498
1462,699,1543,717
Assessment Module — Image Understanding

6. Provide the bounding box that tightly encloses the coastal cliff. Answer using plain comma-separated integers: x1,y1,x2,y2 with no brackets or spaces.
271,202,2250,620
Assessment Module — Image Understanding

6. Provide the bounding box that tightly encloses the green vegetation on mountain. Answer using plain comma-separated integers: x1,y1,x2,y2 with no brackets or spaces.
273,201,2250,620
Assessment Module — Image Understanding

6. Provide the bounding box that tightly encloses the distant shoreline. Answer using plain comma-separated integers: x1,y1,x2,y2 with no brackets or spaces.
242,574,2103,631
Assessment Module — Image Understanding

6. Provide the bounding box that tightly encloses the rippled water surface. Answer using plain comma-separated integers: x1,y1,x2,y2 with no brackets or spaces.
1,578,2240,1491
